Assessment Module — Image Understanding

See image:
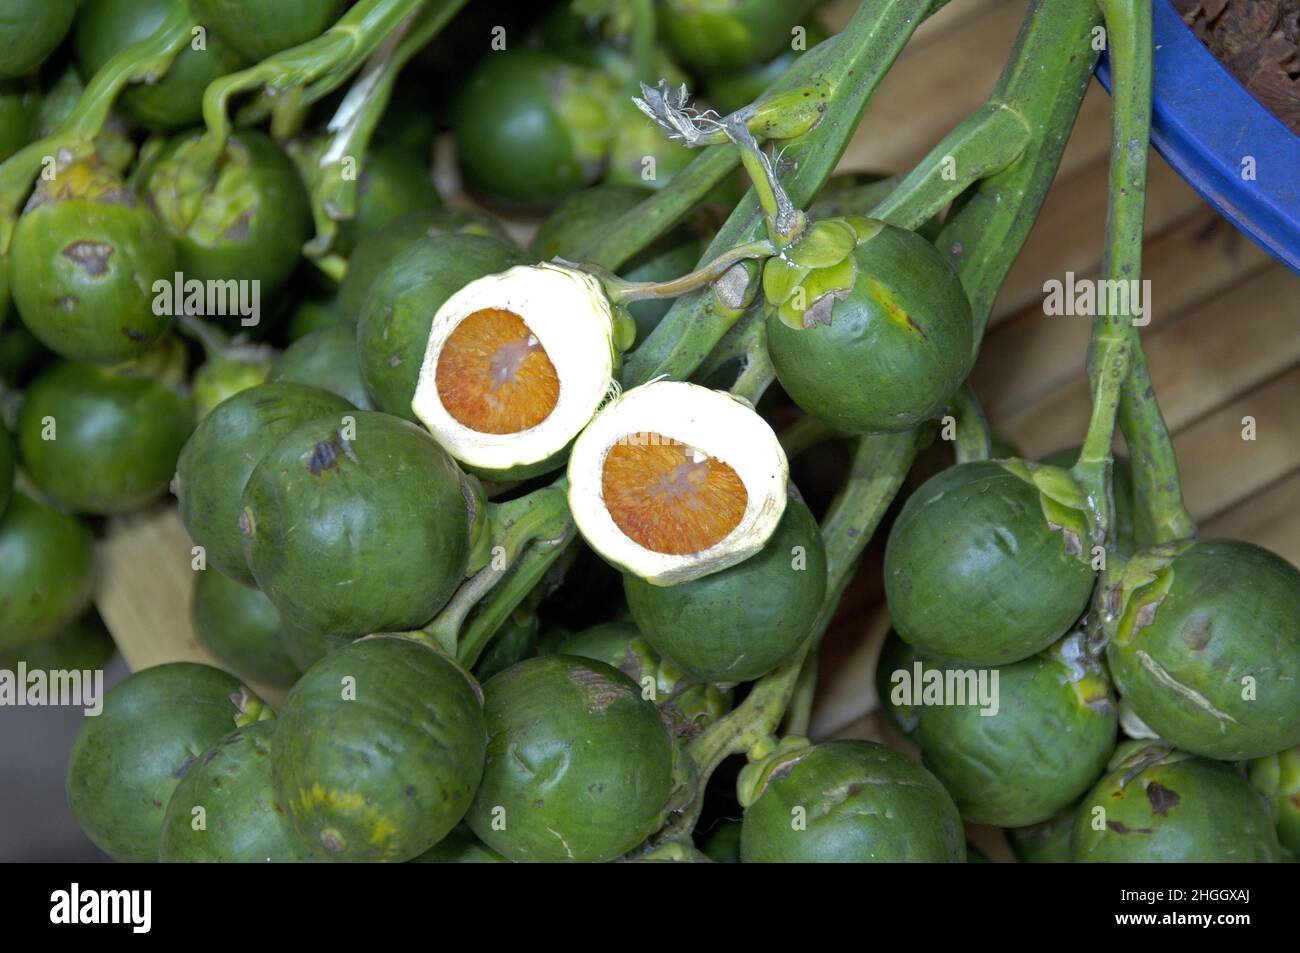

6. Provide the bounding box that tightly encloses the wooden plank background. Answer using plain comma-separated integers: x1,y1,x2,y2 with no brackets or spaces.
94,0,1300,858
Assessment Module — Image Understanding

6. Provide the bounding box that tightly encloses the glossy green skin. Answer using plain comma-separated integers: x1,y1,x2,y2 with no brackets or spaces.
357,233,523,420
885,462,1095,664
1042,446,1137,554
0,80,35,161
740,740,966,862
18,361,194,515
0,425,12,517
0,609,115,672
335,145,441,256
1008,811,1076,863
11,186,177,365
191,568,300,688
241,411,471,638
626,498,827,683
176,382,353,584
339,209,510,325
75,0,245,131
275,324,372,411
913,653,1117,826
145,131,311,304
0,492,96,651
273,636,486,862
409,826,509,863
0,0,76,78
1071,753,1280,862
767,226,974,434
467,655,674,862
1107,539,1300,761
660,0,822,72
190,0,347,62
532,184,704,344
159,721,316,862
67,662,259,863
453,51,602,207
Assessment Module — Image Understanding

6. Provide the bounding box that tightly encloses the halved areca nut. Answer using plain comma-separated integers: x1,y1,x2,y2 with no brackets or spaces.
567,380,789,586
411,263,619,478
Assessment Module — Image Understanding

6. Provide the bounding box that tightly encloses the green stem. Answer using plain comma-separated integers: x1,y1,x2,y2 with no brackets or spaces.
597,239,776,304
456,524,576,670
197,0,427,166
0,7,193,232
782,649,818,737
622,0,935,387
303,0,466,256
729,318,776,405
869,102,1030,231
1120,350,1195,545
952,382,992,464
424,485,569,657
1100,1,1195,546
671,428,928,839
936,0,1105,344
778,415,844,458
1072,0,1156,548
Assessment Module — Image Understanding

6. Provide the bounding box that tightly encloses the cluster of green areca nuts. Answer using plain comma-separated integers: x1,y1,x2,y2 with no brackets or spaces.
2,0,1296,864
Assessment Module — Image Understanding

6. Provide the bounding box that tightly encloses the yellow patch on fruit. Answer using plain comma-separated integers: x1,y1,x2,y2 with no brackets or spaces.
293,783,367,815
602,433,748,556
435,308,561,434
867,277,925,339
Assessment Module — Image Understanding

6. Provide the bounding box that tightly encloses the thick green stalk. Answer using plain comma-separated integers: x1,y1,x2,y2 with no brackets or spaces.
665,428,928,841
198,0,427,162
304,0,467,256
622,0,934,387
953,382,992,464
869,102,1030,231
0,7,193,241
1103,6,1194,547
937,0,1105,342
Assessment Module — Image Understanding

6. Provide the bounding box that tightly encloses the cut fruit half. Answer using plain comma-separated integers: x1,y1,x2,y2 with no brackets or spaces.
568,380,789,586
412,263,619,476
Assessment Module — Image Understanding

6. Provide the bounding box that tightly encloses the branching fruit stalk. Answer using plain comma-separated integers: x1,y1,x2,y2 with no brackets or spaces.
0,6,193,252
195,0,431,169
303,0,469,261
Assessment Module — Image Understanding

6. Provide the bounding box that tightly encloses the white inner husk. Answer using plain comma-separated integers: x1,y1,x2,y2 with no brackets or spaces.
411,263,617,471
567,380,789,586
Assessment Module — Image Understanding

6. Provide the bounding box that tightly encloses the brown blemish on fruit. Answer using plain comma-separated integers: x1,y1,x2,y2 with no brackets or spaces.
122,327,148,342
309,440,340,475
1145,782,1180,816
62,241,114,276
239,507,255,538
1106,820,1153,835
1180,614,1212,651
224,209,254,242
567,666,630,711
1133,597,1163,632
172,755,196,779
320,829,345,853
